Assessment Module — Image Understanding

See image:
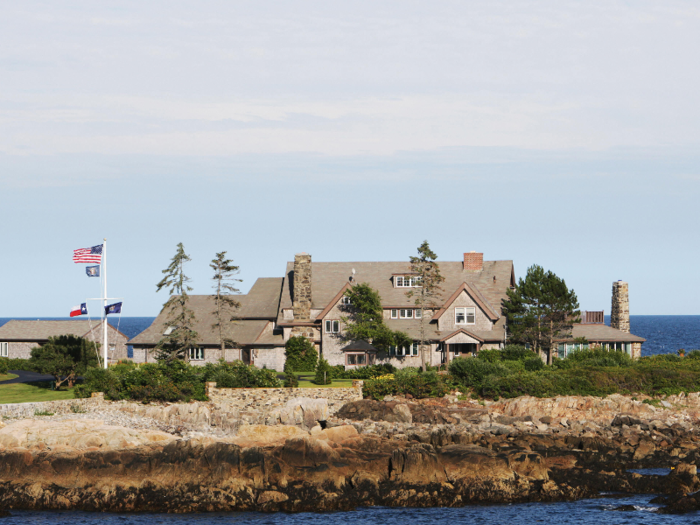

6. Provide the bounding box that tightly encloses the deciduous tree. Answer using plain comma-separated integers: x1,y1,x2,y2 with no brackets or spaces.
210,251,242,353
406,240,445,371
155,243,199,361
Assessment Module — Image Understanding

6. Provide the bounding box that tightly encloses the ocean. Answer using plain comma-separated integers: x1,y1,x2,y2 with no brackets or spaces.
1,315,700,521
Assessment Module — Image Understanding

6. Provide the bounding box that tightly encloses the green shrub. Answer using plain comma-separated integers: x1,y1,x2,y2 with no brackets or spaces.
314,357,333,385
336,364,396,380
202,361,281,388
283,362,298,388
686,350,700,360
284,336,318,372
501,345,533,361
74,367,122,399
5,358,36,372
476,349,501,363
0,357,9,375
364,371,450,400
449,357,509,388
523,356,545,371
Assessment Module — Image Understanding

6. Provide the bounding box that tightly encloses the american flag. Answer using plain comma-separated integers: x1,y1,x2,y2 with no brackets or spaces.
73,244,103,264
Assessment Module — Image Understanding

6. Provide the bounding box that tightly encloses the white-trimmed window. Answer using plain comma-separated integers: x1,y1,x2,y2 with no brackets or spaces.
189,348,204,361
415,309,422,319
399,309,414,319
0,342,7,357
325,320,340,333
391,309,398,319
389,343,419,357
394,276,422,288
455,307,476,325
341,296,351,305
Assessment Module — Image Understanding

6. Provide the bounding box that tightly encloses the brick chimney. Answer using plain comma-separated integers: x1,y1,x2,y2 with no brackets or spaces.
463,251,483,272
611,281,630,333
293,253,312,320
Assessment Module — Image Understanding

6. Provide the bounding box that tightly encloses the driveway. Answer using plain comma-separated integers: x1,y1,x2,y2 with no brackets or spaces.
0,370,55,384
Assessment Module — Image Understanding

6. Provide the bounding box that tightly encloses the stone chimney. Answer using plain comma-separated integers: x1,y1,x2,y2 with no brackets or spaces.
293,253,312,320
611,281,630,333
463,251,483,272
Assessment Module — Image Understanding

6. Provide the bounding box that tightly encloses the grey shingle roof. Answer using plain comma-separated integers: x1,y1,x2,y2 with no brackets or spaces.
0,320,125,341
278,260,515,323
570,324,646,343
128,278,284,347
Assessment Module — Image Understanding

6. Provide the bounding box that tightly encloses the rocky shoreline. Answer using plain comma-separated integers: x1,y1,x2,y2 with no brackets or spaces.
1,393,700,514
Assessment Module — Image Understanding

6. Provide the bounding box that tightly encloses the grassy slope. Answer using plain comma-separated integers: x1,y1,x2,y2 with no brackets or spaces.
0,374,19,382
0,382,75,404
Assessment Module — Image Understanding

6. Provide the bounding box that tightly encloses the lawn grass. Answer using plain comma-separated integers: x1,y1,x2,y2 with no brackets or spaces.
0,381,75,404
0,373,19,382
292,372,355,388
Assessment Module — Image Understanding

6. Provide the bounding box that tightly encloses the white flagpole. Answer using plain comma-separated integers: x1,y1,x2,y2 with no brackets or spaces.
102,238,108,369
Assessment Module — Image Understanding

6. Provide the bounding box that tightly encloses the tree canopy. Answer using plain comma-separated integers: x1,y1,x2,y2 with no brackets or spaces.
342,283,412,351
30,335,99,389
502,264,580,365
155,243,199,361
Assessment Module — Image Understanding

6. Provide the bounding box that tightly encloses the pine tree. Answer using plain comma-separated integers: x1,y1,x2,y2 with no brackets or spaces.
210,251,242,354
502,265,579,364
406,241,445,371
155,243,198,361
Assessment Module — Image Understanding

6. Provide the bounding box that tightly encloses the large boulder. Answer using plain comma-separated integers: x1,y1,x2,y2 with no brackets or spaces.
272,398,329,429
0,419,175,450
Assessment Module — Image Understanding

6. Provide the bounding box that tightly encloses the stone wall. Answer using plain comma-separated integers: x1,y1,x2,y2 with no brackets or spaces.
206,383,363,418
611,281,630,333
0,394,104,419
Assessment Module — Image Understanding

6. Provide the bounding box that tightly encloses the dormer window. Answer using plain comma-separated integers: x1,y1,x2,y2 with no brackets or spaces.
394,275,421,288
340,296,351,305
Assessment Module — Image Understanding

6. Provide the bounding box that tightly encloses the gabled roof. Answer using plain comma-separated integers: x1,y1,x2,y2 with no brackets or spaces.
312,282,352,322
439,328,485,343
0,320,127,342
277,259,515,323
384,319,505,343
431,282,500,322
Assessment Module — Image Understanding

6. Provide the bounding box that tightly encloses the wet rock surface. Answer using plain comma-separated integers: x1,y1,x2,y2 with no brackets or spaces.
3,393,700,513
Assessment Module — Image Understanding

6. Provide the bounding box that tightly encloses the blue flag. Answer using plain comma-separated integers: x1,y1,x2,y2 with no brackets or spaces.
86,266,100,277
105,302,122,315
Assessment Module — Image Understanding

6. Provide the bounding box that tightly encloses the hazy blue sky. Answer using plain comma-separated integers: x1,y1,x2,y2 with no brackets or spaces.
1,1,698,316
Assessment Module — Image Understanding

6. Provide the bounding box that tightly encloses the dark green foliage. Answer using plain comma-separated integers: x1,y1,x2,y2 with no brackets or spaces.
335,363,396,380
342,283,412,350
284,336,318,372
502,264,580,364
30,335,99,389
4,358,36,372
523,356,545,371
553,348,633,369
686,350,700,360
363,370,451,400
0,358,8,375
476,349,501,363
74,360,281,402
449,357,509,387
501,345,533,361
314,357,333,385
283,362,299,388
156,243,199,361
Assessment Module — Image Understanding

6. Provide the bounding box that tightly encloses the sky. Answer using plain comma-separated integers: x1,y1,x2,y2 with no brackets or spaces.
1,0,699,316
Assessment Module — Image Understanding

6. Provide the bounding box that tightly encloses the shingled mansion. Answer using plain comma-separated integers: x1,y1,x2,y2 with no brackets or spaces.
128,252,645,371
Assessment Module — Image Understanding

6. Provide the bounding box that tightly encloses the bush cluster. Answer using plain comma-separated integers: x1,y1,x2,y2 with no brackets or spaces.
284,336,318,372
363,370,450,400
75,360,281,402
0,357,9,375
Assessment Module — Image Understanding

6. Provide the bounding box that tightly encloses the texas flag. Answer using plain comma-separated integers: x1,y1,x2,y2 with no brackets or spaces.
70,303,88,317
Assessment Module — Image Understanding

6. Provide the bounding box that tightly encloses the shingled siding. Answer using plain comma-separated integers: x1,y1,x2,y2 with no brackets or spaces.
252,347,286,371
437,290,494,332
7,342,36,359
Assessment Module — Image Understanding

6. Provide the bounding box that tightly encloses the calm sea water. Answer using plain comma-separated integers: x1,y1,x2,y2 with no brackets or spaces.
3,496,699,524
1,316,700,521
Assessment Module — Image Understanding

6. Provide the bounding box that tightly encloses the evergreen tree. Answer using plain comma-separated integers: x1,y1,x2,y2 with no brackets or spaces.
155,243,199,361
502,265,580,365
341,283,412,351
284,335,318,372
406,240,445,371
210,251,242,353
30,335,99,389
314,357,333,385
